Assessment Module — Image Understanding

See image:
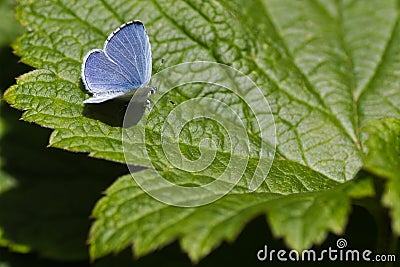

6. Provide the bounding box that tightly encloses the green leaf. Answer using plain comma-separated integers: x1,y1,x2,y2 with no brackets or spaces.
363,118,400,235
3,0,400,262
91,169,372,262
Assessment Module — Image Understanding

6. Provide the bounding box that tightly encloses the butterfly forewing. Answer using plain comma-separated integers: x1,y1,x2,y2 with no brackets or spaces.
104,21,152,87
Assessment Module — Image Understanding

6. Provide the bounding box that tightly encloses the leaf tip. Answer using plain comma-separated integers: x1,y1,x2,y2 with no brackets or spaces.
3,86,17,105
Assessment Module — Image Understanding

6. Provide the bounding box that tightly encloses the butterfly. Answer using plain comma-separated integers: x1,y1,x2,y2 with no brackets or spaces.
81,21,154,104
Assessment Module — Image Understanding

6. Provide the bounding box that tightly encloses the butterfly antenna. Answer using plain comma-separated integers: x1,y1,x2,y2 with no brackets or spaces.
155,58,165,74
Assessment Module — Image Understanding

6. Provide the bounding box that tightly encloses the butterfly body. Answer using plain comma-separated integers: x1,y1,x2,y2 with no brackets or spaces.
82,21,152,104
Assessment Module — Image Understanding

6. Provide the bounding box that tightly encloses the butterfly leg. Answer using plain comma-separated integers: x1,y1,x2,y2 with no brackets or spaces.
144,99,151,109
145,86,156,109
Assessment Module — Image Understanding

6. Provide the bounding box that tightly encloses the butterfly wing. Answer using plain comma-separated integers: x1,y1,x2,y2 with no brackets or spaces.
82,49,135,103
82,21,152,104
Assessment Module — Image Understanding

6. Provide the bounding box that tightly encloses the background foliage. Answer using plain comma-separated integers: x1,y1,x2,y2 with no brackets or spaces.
1,0,400,266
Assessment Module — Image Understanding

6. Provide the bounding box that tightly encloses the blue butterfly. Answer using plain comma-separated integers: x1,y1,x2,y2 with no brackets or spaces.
82,21,153,104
